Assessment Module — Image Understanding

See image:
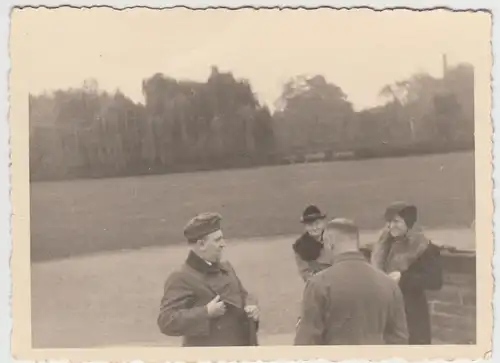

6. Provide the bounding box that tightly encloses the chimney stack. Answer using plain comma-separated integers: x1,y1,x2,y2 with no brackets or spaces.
442,53,448,78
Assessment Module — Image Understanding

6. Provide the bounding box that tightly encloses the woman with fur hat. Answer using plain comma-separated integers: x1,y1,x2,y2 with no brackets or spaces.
292,205,334,282
371,202,443,344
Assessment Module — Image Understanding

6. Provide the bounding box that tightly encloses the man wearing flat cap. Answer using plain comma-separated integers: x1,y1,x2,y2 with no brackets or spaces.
292,205,334,282
295,218,408,345
157,212,260,346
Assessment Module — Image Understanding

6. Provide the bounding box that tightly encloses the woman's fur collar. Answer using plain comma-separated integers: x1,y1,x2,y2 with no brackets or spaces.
293,232,324,261
371,225,430,273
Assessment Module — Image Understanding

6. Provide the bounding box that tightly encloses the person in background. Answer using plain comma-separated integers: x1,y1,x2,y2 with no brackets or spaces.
157,212,259,346
292,205,333,282
371,201,443,345
294,218,408,345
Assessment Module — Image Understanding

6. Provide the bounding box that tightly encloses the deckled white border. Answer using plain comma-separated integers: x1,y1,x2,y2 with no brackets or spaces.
0,0,9,360
1,0,498,362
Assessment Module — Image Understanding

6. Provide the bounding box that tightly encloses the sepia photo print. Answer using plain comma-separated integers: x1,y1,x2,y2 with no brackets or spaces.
9,6,493,362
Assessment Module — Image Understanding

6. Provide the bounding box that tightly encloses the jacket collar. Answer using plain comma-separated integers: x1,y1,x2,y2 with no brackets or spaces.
185,250,227,274
332,250,367,264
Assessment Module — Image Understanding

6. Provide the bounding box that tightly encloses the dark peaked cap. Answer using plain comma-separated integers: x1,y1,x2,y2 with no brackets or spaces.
183,212,222,243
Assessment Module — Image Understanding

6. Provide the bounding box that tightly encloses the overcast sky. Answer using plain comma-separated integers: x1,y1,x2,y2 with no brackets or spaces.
18,8,489,111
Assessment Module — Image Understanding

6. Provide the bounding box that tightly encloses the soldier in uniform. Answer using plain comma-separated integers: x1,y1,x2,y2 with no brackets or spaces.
157,212,260,346
295,218,409,345
292,205,334,282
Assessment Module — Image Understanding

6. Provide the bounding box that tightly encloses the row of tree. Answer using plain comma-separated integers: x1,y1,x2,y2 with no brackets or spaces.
273,62,474,154
29,62,474,181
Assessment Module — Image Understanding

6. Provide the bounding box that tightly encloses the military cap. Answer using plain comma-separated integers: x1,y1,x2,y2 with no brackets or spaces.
183,212,222,243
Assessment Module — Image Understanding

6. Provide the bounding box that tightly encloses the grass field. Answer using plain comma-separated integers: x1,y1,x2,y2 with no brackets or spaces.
30,151,475,261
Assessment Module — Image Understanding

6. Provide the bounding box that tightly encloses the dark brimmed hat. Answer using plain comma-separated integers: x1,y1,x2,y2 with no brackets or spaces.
300,205,326,223
384,201,418,229
184,212,222,243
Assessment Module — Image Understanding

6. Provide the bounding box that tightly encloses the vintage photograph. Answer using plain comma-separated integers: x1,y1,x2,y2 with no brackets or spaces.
9,6,492,361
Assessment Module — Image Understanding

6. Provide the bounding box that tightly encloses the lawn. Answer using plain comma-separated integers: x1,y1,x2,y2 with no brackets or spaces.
30,151,475,262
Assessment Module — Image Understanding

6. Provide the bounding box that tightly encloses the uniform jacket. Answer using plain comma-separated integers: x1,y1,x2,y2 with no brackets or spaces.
294,251,409,345
293,232,334,282
157,251,259,346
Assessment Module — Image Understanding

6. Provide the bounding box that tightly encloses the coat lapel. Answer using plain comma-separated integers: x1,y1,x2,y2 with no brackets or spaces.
183,251,241,306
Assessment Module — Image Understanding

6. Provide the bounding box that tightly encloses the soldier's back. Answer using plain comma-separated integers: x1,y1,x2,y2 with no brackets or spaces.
314,252,400,344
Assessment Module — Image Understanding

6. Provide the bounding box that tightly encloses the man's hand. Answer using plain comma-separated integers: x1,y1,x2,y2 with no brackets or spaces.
244,305,260,321
206,295,226,318
388,271,401,282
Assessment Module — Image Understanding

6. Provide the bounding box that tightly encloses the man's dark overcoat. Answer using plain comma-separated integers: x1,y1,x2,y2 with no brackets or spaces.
158,251,258,346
